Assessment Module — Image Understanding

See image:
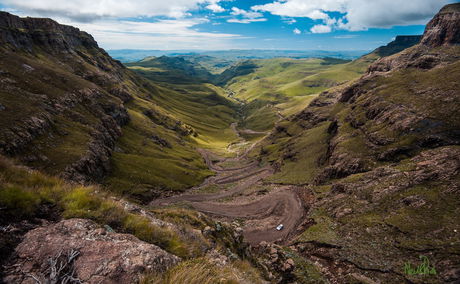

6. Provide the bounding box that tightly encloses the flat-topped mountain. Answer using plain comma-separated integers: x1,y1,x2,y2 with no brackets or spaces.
374,35,422,57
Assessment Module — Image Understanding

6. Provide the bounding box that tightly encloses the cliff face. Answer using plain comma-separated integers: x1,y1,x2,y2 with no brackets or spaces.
374,35,422,57
421,3,460,47
0,11,96,51
368,3,460,73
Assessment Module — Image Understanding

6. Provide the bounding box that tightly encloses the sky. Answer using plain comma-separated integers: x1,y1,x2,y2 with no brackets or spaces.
0,0,457,51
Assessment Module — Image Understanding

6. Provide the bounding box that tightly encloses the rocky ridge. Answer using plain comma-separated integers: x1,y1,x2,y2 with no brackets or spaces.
254,3,460,283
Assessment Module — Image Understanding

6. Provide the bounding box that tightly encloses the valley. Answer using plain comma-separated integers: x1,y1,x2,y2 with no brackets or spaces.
1,3,460,284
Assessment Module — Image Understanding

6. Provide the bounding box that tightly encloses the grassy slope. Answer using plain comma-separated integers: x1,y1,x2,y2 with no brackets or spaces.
125,56,215,84
0,45,237,201
0,155,265,283
105,79,240,200
0,49,123,176
254,49,460,186
225,56,376,132
249,46,460,282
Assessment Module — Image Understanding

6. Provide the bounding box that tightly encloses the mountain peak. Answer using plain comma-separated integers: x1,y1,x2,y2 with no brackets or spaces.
0,11,98,52
420,3,460,47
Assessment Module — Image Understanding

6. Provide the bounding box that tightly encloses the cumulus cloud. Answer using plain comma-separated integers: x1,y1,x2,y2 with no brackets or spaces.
1,0,229,21
227,18,267,24
227,7,266,24
66,18,241,49
253,0,453,33
1,0,242,49
206,3,225,13
310,24,331,33
293,28,301,34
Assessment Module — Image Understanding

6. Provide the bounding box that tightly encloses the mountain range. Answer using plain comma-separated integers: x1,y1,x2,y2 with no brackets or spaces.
0,3,459,284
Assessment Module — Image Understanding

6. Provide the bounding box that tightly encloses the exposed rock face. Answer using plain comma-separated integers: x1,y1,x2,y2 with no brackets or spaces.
260,4,460,283
61,115,125,183
369,3,460,74
298,146,460,284
374,35,422,57
3,219,180,284
1,11,105,55
421,3,460,47
252,242,296,282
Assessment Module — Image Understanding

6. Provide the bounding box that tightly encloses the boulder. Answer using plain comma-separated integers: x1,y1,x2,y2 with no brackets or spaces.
3,219,180,284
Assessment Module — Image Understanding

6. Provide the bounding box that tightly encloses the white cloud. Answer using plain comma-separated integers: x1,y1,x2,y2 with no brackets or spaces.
284,18,297,25
252,0,453,33
1,0,243,49
206,3,225,13
230,7,263,19
1,0,229,21
310,24,331,33
227,18,267,24
293,28,301,34
65,18,242,49
227,7,267,24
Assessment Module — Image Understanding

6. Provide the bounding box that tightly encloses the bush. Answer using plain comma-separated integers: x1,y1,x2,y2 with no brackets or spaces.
140,258,240,284
0,185,40,219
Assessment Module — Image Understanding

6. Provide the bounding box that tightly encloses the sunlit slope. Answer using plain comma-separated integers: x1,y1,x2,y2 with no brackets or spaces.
225,56,376,131
0,12,237,202
125,61,240,153
126,56,215,84
252,46,460,185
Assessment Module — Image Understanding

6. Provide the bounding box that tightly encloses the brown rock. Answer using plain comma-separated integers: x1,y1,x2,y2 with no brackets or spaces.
3,219,180,284
421,3,460,47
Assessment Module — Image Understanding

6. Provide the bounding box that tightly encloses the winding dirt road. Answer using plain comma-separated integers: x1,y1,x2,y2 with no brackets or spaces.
150,144,306,244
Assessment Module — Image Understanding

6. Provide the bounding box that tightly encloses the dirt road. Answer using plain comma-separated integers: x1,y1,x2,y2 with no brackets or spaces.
151,145,305,244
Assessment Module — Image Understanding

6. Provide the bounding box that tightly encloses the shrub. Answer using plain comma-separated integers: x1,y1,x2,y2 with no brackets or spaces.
0,185,40,219
140,258,240,284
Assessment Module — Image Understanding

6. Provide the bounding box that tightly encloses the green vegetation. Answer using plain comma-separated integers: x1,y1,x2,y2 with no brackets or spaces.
141,258,264,284
223,56,375,132
126,56,215,83
256,121,331,184
298,211,339,245
0,156,202,258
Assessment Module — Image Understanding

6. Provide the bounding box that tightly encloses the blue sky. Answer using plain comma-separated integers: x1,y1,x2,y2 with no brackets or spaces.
0,0,457,51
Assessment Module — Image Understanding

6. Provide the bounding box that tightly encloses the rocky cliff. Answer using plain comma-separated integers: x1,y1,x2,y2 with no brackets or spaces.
374,35,422,57
421,3,460,47
0,12,132,183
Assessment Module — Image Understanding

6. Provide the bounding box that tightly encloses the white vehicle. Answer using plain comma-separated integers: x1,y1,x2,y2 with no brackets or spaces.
276,224,284,231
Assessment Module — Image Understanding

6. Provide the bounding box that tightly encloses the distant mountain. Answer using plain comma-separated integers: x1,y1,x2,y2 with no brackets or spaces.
176,54,233,74
374,35,422,57
109,49,368,63
125,55,216,84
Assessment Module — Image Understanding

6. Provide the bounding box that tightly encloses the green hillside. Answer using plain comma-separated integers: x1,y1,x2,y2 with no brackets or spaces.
126,56,215,84
222,55,378,132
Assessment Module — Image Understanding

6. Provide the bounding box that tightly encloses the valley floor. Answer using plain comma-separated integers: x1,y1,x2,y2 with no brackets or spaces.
151,122,307,245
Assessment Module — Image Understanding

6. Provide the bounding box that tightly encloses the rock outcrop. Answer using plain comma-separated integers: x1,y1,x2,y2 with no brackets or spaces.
420,3,460,47
368,3,460,74
3,219,180,284
374,35,422,57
